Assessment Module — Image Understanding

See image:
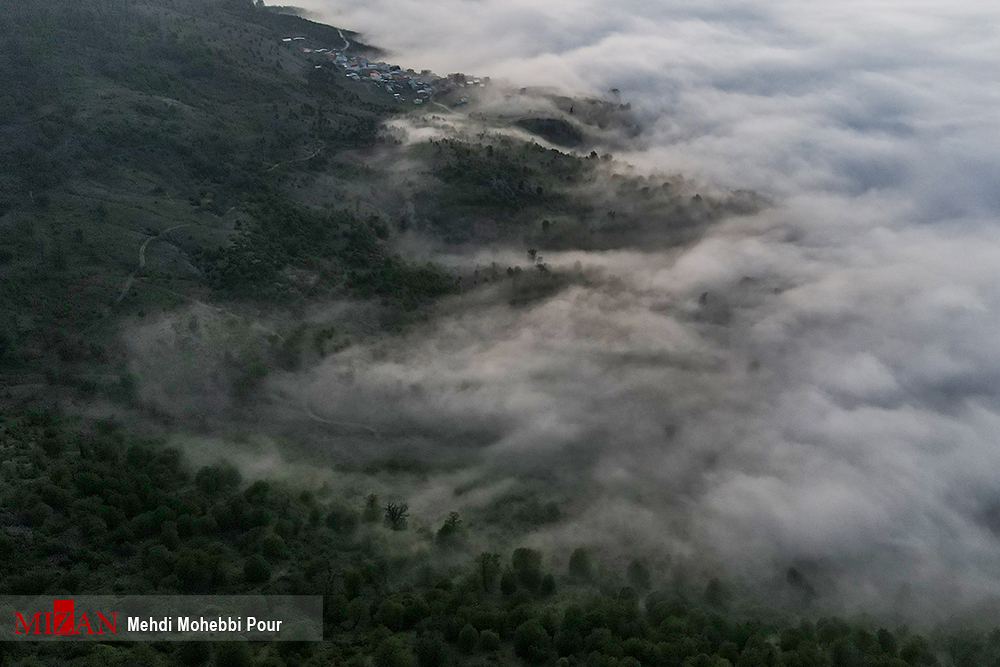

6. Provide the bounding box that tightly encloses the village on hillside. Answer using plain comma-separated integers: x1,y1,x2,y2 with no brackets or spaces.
281,34,489,106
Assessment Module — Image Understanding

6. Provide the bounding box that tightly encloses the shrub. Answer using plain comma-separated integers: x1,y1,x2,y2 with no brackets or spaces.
541,573,556,596
362,494,380,522
326,505,359,535
374,635,415,667
479,630,502,652
161,521,180,549
512,547,543,591
458,623,479,652
500,569,517,596
514,620,551,663
900,636,934,666
174,641,212,665
435,511,464,547
27,502,53,527
195,463,241,496
243,554,270,584
626,559,651,590
41,430,65,457
262,533,288,561
376,599,407,631
215,642,252,667
415,633,446,667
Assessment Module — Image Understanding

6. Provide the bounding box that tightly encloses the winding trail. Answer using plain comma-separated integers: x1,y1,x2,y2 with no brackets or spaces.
115,224,191,304
337,28,350,52
431,101,458,115
265,142,325,173
302,388,381,439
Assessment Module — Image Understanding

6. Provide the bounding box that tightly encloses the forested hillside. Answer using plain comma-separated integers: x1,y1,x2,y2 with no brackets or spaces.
2,1,990,666
0,0,419,391
0,0,745,405
4,412,996,667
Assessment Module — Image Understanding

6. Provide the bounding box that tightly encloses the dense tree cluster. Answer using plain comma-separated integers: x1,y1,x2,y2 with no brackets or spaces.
198,192,458,306
3,412,999,667
0,0,391,215
429,139,558,211
0,0,408,385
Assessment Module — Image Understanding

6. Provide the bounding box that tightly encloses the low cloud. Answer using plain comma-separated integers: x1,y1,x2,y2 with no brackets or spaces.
134,0,1000,618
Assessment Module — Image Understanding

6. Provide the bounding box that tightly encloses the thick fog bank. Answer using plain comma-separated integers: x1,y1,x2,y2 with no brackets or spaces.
238,0,1000,617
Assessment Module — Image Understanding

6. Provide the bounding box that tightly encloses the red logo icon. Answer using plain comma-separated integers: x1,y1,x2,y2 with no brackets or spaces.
13,599,117,635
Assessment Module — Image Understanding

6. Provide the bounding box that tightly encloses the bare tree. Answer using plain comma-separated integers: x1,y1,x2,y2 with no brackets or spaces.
383,502,409,530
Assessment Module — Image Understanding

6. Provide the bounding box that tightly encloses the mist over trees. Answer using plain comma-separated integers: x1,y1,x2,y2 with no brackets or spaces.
4,411,995,666
2,0,1000,666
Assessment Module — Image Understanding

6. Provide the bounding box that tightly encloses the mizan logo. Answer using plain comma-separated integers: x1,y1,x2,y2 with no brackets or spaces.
13,599,117,635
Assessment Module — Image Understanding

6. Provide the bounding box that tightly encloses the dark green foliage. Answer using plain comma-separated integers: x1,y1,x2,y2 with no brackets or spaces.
500,569,518,596
736,646,769,667
374,635,415,667
415,633,446,667
0,407,990,667
706,577,729,608
0,0,462,402
174,641,212,666
829,636,863,667
879,628,899,656
685,654,715,667
363,493,381,522
435,511,464,548
555,628,583,657
200,194,457,306
243,554,271,584
476,552,501,592
515,620,552,663
216,642,253,667
161,521,180,550
326,504,360,535
479,630,502,652
245,480,270,503
900,635,936,665
195,463,242,496
262,533,289,560
512,547,543,592
627,559,652,590
429,139,552,211
569,547,593,580
40,428,65,457
377,599,409,631
541,573,557,596
515,117,584,148
458,623,479,652
0,0,294,205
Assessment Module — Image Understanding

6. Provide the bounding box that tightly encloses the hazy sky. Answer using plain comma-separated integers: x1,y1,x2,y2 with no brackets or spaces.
256,0,1000,615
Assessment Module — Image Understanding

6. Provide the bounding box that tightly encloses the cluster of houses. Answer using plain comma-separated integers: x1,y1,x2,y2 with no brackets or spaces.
342,57,438,104
281,35,488,105
445,72,488,89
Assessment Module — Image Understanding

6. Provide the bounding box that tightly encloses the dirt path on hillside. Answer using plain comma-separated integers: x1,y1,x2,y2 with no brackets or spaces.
115,224,191,304
265,142,325,173
431,102,458,115
301,388,380,439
